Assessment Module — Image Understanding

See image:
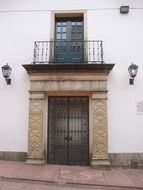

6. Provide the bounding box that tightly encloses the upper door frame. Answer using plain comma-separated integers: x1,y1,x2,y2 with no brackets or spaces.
50,10,88,62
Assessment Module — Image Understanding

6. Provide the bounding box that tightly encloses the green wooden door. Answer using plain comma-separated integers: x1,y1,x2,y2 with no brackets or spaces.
54,17,84,63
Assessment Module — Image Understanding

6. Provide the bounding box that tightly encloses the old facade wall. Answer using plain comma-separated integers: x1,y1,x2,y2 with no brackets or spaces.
0,0,143,156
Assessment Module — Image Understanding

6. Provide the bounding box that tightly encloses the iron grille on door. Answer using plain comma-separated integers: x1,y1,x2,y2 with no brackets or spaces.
48,97,89,165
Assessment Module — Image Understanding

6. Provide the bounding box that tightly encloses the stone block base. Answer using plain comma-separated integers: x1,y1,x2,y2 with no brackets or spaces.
26,158,45,165
91,158,111,170
110,153,143,168
0,151,26,161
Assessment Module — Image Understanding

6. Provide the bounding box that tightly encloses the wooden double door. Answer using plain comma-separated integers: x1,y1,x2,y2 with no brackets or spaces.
48,97,89,165
54,17,84,63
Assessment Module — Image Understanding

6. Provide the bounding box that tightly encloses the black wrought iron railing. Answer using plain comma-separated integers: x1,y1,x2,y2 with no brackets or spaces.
33,40,103,64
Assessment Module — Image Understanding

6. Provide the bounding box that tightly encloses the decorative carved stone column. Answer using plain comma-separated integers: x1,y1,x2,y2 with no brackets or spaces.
26,92,45,164
91,92,110,169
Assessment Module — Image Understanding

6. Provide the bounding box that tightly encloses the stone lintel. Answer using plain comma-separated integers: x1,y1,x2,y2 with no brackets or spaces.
29,73,107,81
29,81,107,92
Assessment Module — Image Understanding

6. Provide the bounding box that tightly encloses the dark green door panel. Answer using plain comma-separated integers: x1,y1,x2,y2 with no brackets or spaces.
54,17,84,63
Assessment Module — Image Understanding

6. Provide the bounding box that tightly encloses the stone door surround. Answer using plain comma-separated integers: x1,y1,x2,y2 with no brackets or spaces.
23,64,114,168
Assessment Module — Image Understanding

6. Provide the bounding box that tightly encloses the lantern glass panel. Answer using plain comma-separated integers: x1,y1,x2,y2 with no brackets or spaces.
2,64,12,78
128,64,138,78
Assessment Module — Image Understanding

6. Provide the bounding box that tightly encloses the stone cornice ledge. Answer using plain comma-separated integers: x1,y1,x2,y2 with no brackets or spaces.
22,63,115,75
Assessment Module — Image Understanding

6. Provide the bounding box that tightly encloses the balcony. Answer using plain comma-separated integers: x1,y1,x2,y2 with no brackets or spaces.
33,40,104,64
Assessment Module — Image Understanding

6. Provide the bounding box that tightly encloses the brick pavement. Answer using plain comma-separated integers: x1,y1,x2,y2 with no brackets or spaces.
0,179,140,190
0,160,143,189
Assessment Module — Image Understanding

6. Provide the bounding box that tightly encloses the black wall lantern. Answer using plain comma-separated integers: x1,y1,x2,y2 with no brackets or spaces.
1,63,12,85
128,63,138,85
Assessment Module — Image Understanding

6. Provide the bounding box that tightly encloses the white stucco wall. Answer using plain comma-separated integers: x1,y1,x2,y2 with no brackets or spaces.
87,4,143,153
0,7,51,152
0,0,143,153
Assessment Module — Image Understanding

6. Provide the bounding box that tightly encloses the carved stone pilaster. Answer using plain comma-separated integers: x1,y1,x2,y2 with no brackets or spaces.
26,92,45,164
91,92,110,169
